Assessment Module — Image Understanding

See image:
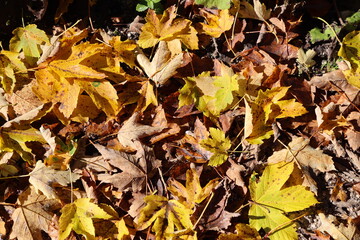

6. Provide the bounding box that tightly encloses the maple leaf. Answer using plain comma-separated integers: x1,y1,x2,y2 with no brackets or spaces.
108,37,137,67
58,198,114,240
29,161,81,199
179,62,239,118
200,128,231,166
249,161,318,240
218,223,261,240
96,144,161,192
138,6,198,49
137,41,184,86
338,30,360,89
10,187,61,240
136,195,194,240
117,112,164,152
244,87,307,144
0,50,27,93
9,24,50,64
168,164,219,209
0,103,52,162
33,40,120,118
197,10,234,38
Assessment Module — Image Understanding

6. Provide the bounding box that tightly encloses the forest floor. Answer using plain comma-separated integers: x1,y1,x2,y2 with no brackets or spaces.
0,0,360,240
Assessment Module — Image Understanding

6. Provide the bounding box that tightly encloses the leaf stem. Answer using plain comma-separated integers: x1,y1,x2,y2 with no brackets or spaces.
0,174,29,180
316,17,342,45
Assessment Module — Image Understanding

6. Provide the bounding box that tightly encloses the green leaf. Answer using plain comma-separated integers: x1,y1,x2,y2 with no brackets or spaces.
136,3,149,12
59,198,113,240
201,127,231,166
249,161,318,240
195,0,231,9
309,25,340,44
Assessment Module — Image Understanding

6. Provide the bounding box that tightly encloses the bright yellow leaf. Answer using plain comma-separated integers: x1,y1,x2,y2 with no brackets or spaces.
59,198,113,240
249,161,318,240
218,223,261,240
200,128,231,166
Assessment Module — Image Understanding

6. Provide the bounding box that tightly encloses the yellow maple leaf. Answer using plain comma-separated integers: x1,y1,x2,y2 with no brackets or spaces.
244,87,307,144
9,24,50,65
200,128,232,166
218,223,261,240
0,50,27,93
197,9,234,38
136,195,194,240
138,6,198,49
59,198,114,240
338,30,360,89
249,161,318,240
168,164,219,209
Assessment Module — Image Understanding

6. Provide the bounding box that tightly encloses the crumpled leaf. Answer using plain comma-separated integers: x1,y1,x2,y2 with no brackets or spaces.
338,30,360,89
249,161,318,240
179,62,240,118
267,136,335,172
137,41,184,86
317,213,358,240
136,195,194,240
29,161,81,199
297,48,316,68
195,0,231,9
197,10,234,38
244,87,307,144
138,6,198,49
218,223,261,240
9,24,50,64
117,112,164,152
59,198,113,240
168,163,219,209
200,127,231,166
10,187,61,240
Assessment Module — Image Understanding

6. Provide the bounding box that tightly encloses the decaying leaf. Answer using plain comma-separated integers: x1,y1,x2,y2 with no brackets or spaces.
249,161,318,240
59,198,114,240
317,213,358,240
29,161,81,199
10,187,61,240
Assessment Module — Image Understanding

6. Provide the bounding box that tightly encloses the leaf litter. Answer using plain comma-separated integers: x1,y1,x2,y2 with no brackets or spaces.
0,1,359,240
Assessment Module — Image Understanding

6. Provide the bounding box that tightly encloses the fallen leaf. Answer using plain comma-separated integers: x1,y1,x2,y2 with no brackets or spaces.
10,187,61,240
194,0,231,9
29,161,81,199
59,198,113,240
168,163,219,209
318,213,357,240
117,112,164,152
135,195,194,240
249,161,318,240
137,41,184,86
138,6,198,49
200,127,231,166
197,10,234,38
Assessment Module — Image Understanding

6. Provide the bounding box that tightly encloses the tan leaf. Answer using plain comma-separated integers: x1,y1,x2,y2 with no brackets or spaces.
117,112,164,152
10,187,61,240
29,161,81,199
